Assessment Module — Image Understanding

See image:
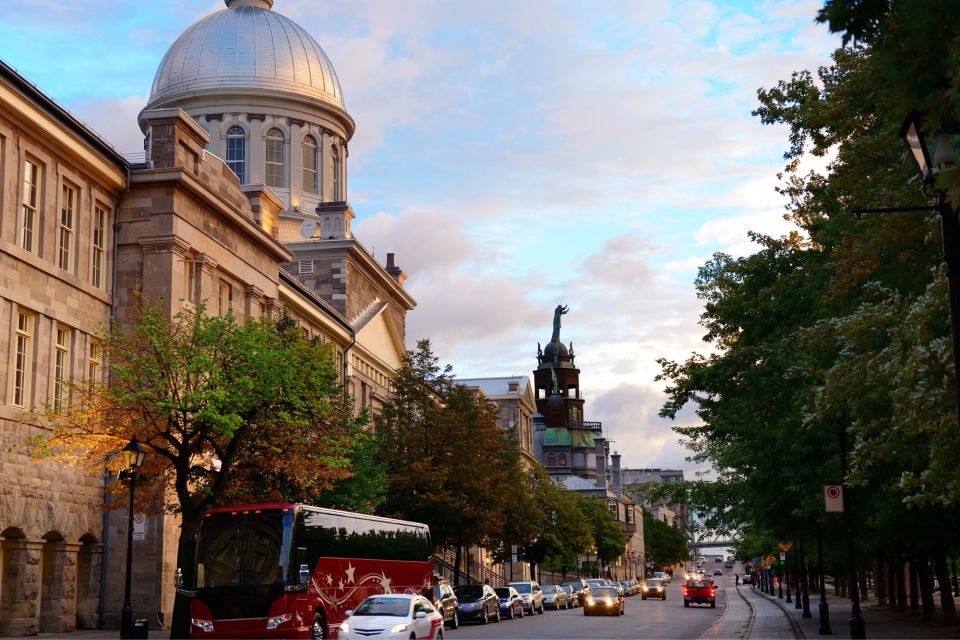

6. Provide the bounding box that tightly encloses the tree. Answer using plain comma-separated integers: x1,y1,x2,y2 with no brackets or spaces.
578,497,626,576
642,511,689,571
375,339,523,584
29,303,359,637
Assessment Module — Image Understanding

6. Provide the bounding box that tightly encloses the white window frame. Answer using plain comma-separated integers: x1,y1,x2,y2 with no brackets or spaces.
12,310,35,407
226,126,246,183
21,158,40,252
91,204,107,288
59,182,78,272
302,135,319,194
54,325,72,411
265,128,285,188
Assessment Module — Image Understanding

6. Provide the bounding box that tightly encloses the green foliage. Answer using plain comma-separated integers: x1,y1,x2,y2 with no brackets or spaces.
375,340,523,551
642,511,689,570
578,496,626,568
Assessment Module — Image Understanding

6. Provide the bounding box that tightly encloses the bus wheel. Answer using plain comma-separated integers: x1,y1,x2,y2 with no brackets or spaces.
312,612,327,640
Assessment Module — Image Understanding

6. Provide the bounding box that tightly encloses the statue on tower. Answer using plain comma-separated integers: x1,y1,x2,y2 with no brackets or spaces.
551,304,569,343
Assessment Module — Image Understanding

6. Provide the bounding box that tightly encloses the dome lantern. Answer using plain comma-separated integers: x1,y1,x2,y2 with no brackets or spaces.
225,0,274,8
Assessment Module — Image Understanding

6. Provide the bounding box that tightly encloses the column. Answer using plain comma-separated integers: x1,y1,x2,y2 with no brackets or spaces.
0,538,42,636
247,114,265,184
288,119,304,209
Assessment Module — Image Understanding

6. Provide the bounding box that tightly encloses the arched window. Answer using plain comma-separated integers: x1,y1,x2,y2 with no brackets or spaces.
226,126,246,183
559,453,567,466
547,453,556,467
265,128,285,188
302,135,318,194
331,144,342,200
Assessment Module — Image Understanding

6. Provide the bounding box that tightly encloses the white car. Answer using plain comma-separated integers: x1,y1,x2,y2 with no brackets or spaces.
341,594,444,640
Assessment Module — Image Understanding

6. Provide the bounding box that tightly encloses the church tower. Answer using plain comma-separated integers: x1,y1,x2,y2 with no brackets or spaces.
533,306,605,480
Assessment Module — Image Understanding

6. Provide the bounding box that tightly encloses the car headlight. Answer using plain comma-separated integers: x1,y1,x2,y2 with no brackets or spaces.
266,613,293,630
339,622,350,634
584,597,594,605
191,618,214,633
389,623,410,633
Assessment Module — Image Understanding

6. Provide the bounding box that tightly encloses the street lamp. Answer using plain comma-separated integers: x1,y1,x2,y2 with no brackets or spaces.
119,437,146,639
899,112,960,424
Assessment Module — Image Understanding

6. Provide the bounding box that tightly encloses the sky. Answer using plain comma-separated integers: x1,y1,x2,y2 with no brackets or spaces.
0,0,842,477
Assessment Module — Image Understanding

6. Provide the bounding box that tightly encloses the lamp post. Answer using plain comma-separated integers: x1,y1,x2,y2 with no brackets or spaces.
900,112,960,423
119,437,146,639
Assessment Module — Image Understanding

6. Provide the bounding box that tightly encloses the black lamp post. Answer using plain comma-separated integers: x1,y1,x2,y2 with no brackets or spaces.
900,112,960,424
119,437,146,639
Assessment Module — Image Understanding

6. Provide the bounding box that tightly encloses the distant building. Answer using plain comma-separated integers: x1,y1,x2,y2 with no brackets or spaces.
530,306,644,580
622,468,689,540
456,376,538,468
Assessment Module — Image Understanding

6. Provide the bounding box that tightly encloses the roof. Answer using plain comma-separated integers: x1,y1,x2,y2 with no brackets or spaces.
456,376,530,398
542,427,597,448
147,0,345,112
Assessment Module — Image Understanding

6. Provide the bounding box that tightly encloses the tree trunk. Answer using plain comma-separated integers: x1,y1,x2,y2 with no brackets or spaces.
860,565,869,602
876,554,886,607
837,566,846,598
918,556,935,621
169,510,203,639
453,544,462,586
895,556,907,612
909,559,920,616
935,548,957,621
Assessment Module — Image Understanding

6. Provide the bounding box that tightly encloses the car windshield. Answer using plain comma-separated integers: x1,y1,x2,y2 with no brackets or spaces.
645,579,661,587
353,597,411,617
688,580,710,588
587,580,605,587
560,585,573,594
511,583,532,594
494,588,510,598
592,587,617,598
454,585,484,599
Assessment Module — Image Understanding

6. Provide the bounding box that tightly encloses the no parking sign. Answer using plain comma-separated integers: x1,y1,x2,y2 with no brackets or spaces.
134,513,146,540
824,485,844,512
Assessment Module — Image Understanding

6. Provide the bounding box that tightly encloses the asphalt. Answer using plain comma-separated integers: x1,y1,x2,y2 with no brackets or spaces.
703,583,960,640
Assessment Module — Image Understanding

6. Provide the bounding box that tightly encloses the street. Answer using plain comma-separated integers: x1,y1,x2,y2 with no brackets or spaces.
452,580,726,639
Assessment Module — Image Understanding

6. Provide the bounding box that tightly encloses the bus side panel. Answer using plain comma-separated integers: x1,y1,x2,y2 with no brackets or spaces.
310,557,432,636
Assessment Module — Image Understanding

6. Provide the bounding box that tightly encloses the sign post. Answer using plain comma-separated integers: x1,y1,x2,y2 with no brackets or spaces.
824,485,844,512
133,513,145,541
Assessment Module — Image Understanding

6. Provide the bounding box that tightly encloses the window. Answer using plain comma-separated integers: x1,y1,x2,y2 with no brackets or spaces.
92,204,107,288
59,183,77,271
21,159,41,252
88,339,102,382
559,453,567,466
13,310,34,407
331,145,342,200
302,135,318,193
547,453,556,466
265,128,285,188
218,280,233,317
226,126,246,183
299,260,313,275
607,500,618,517
54,326,72,411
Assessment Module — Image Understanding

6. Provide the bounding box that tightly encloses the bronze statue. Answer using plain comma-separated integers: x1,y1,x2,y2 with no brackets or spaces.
551,304,569,343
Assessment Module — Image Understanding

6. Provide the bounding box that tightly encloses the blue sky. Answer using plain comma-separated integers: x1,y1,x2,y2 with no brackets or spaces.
0,0,842,474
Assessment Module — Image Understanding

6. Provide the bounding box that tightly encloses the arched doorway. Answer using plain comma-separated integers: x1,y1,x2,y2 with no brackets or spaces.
0,527,37,636
76,533,101,629
39,530,72,633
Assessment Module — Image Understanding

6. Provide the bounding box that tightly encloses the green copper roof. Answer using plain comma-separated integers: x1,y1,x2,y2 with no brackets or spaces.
543,427,597,448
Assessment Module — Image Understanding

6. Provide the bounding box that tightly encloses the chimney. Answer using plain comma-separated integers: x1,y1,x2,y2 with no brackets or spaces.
385,253,406,287
611,451,622,497
595,437,607,491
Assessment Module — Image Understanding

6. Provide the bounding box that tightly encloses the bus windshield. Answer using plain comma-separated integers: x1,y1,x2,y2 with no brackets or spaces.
196,509,295,588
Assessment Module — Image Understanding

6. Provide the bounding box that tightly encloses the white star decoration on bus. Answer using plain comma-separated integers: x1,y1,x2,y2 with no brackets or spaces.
345,563,356,584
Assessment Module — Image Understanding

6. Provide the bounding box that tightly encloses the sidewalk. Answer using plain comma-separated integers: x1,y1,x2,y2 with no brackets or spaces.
702,583,797,639
749,583,960,639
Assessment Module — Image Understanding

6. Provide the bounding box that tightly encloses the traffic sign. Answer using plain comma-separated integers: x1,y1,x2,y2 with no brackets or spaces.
824,485,844,512
766,554,776,565
780,551,786,561
134,512,146,541
778,541,792,552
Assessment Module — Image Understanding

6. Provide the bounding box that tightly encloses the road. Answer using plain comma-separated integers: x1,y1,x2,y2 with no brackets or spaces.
452,577,727,639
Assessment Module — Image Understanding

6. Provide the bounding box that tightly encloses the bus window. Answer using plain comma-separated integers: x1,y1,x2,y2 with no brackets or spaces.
197,510,294,588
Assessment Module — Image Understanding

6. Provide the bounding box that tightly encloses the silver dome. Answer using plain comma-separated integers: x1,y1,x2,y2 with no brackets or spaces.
147,1,345,110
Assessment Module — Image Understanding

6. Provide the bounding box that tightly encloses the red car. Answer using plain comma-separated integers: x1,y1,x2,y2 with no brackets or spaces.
682,579,716,608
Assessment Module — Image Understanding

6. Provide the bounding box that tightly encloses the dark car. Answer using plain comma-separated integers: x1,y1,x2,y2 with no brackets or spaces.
433,580,459,629
583,586,624,616
454,583,500,624
683,579,716,608
641,578,667,600
494,586,525,619
561,578,590,605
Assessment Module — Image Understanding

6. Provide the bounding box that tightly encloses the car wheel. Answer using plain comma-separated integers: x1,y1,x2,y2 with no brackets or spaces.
518,604,524,618
711,601,716,608
436,631,443,640
539,602,545,614
583,610,590,616
684,601,690,608
312,612,327,640
662,594,667,601
451,611,459,630
495,608,501,622
480,608,488,624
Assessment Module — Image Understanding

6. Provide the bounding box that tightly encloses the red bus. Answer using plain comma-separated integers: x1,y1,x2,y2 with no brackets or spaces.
188,503,433,639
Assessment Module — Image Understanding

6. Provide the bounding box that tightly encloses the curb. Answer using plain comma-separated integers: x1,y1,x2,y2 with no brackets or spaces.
752,587,806,639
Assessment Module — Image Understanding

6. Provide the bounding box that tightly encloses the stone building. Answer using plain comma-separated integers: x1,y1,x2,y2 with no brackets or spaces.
530,307,645,580
456,376,538,469
0,0,414,633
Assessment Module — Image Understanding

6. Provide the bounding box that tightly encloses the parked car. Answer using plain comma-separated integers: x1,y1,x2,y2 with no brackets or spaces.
508,581,544,615
341,594,444,640
641,578,667,600
654,571,671,584
586,578,611,594
542,584,569,609
583,585,624,616
683,578,716,608
713,569,723,576
493,586,525,619
619,580,634,596
432,580,459,629
559,584,579,607
561,578,590,605
453,583,500,624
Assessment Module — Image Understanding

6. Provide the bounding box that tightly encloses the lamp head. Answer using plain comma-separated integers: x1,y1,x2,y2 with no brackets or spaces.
122,437,147,469
901,111,933,183
901,111,960,184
